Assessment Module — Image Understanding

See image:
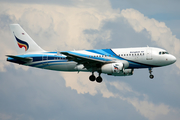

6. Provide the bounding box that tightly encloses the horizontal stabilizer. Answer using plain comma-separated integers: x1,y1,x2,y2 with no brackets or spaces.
6,55,32,63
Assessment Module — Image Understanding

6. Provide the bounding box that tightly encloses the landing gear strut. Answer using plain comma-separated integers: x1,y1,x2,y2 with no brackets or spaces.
149,68,154,79
89,72,103,83
96,73,102,83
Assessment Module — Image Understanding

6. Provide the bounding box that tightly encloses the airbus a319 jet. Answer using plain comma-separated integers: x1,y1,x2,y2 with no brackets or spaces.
7,24,176,83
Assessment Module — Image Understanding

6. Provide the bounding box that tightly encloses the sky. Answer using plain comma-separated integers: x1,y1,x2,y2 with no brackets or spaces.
0,0,180,120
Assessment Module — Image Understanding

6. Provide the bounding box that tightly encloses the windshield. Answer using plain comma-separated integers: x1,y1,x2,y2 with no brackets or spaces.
159,51,169,55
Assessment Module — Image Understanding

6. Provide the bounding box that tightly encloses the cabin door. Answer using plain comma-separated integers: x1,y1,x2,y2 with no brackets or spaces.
146,48,152,60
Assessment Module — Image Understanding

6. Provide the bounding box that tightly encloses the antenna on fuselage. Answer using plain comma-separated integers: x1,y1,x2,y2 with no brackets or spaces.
55,48,60,55
57,51,60,55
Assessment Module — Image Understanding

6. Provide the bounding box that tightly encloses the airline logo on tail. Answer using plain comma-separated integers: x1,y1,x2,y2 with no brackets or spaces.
14,33,29,51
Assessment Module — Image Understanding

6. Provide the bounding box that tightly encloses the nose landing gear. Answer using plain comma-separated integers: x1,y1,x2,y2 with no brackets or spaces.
149,74,154,79
149,68,154,79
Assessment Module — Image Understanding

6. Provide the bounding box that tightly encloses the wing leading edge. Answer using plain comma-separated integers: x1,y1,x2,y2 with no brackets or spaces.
60,51,113,69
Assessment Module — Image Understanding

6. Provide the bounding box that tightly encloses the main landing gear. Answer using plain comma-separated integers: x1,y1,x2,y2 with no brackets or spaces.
89,72,103,83
149,68,154,79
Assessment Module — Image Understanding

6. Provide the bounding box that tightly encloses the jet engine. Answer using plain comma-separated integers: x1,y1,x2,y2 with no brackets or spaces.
101,62,133,76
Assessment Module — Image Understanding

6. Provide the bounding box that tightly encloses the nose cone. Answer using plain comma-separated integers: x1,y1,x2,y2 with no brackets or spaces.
169,55,176,64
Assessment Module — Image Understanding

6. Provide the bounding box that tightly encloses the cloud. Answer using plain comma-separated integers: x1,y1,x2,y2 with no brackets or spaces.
61,71,180,120
109,81,180,120
0,113,11,120
0,1,119,71
1,2,179,71
1,1,180,120
126,98,170,120
121,8,180,69
61,72,115,98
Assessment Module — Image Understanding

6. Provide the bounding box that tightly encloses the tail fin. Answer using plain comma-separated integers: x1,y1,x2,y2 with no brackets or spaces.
9,24,45,54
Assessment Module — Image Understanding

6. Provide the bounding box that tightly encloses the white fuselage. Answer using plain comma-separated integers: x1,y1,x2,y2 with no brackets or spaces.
8,47,175,73
8,24,177,81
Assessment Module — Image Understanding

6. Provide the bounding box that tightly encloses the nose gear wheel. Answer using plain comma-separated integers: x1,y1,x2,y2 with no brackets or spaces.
149,68,154,79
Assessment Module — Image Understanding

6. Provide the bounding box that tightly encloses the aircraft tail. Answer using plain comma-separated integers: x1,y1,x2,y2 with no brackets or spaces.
9,24,45,54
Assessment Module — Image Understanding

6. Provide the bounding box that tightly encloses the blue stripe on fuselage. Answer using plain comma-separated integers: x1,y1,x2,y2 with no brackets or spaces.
13,49,159,69
29,60,68,68
85,49,159,68
16,54,66,62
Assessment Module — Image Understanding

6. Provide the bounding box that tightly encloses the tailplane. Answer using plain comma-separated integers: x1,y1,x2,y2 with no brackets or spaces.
9,24,45,54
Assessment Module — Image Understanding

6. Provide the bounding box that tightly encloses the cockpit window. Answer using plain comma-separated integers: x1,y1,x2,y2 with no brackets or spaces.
159,51,169,55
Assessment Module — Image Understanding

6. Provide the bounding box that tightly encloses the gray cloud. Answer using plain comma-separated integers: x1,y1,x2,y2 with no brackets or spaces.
111,0,180,16
0,0,74,6
0,1,180,120
0,65,148,120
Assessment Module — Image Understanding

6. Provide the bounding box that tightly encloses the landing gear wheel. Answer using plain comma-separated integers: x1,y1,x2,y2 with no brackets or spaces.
89,75,96,81
96,76,103,83
148,68,154,79
149,74,154,79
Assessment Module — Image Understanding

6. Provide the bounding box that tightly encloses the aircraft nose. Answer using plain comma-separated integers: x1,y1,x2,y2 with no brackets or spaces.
170,55,176,64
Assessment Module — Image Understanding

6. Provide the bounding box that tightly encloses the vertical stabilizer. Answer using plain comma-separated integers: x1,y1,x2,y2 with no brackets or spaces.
9,24,45,54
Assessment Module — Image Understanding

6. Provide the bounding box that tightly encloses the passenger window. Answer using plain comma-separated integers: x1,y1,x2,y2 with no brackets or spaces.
159,52,161,55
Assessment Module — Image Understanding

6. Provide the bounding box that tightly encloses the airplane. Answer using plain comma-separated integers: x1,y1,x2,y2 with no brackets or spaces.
6,24,176,83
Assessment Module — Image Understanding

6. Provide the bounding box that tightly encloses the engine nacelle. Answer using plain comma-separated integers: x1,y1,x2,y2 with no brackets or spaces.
101,63,123,74
101,62,133,76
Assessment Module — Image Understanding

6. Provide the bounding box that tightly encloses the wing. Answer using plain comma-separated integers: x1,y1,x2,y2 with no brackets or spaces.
60,51,113,69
